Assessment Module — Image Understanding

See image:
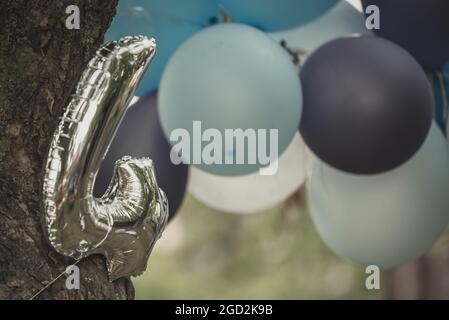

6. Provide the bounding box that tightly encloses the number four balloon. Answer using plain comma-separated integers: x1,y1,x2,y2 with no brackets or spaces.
95,92,189,221
42,36,168,280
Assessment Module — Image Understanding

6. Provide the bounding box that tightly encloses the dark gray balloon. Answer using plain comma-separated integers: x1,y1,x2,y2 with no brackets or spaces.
299,36,433,174
362,0,449,71
94,91,189,220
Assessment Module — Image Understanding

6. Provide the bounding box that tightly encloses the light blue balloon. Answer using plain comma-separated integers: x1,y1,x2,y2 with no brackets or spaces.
159,23,302,176
105,0,218,95
309,123,449,268
218,0,339,31
270,0,370,58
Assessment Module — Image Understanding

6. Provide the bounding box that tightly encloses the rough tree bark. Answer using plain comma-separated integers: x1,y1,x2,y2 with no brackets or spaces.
0,0,135,299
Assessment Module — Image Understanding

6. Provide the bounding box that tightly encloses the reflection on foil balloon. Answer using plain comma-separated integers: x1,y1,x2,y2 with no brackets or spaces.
94,92,188,221
41,36,169,281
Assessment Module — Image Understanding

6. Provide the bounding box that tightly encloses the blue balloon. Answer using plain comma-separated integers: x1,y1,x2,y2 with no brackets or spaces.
218,0,338,31
159,23,302,176
270,1,371,57
431,63,449,134
105,0,218,95
310,123,449,268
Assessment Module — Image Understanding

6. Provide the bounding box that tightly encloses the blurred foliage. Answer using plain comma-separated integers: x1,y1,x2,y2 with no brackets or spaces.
134,188,383,299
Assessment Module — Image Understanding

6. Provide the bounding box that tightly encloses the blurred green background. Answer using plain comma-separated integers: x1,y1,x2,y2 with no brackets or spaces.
134,189,383,299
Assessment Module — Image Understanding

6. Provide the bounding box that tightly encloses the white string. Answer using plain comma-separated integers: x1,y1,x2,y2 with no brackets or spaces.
28,211,116,300
28,259,82,300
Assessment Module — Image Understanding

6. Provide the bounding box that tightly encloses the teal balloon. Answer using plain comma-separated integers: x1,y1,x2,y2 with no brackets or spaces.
105,0,218,95
219,0,338,31
159,23,302,176
309,123,449,268
432,63,449,134
270,1,371,56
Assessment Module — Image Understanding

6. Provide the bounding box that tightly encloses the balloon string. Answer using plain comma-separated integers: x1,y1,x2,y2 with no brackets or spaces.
28,213,114,300
436,71,448,127
28,258,82,300
28,230,113,299
218,6,235,23
279,39,307,72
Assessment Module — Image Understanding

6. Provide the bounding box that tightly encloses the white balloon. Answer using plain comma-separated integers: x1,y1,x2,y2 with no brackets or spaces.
309,123,449,268
270,0,370,59
189,133,312,214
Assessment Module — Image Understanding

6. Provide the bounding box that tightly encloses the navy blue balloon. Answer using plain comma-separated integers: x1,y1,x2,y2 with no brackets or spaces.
94,92,189,221
300,36,434,174
219,0,338,31
105,0,218,95
362,0,449,71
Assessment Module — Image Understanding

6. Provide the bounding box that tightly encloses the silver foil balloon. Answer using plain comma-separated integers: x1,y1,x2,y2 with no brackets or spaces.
42,36,169,281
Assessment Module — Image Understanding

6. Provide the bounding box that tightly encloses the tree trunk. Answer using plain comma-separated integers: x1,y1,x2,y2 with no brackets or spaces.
0,0,134,299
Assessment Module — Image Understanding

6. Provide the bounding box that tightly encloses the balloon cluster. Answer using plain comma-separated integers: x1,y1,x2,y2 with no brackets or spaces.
100,0,449,268
304,1,449,268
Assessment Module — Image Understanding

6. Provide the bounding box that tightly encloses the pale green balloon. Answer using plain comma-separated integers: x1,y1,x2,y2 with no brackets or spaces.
309,123,449,268
159,23,302,176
